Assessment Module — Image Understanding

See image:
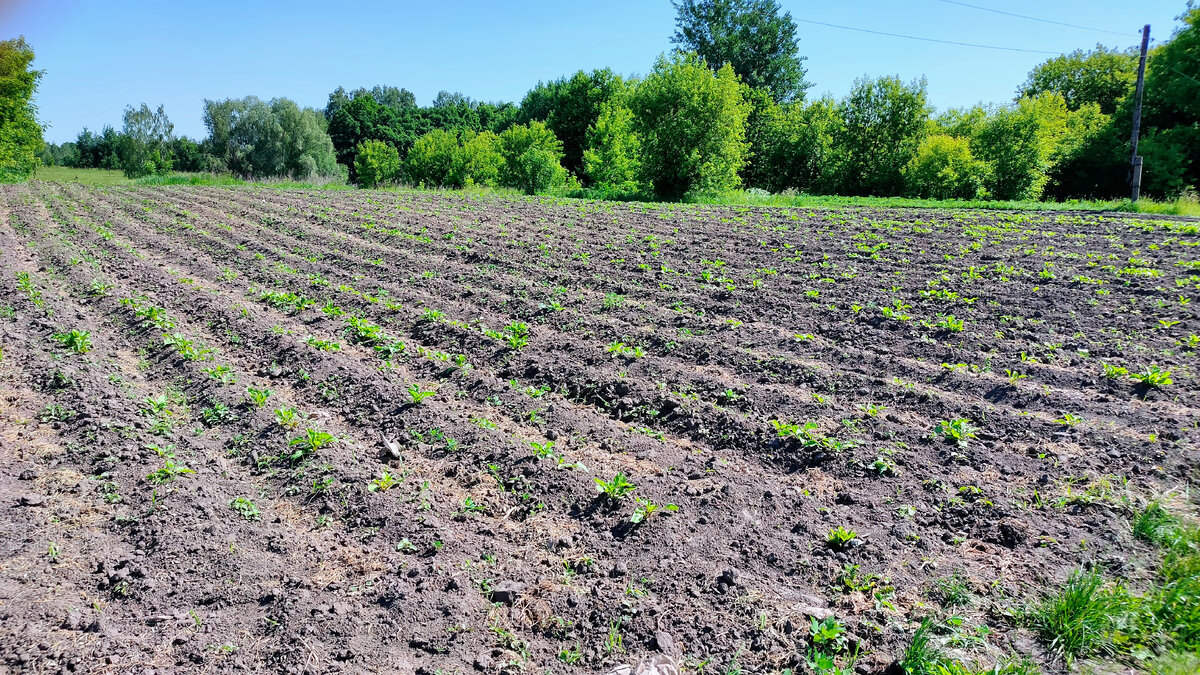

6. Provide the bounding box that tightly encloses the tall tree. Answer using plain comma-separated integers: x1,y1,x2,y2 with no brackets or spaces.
671,0,809,103
1140,4,1200,195
1018,46,1138,114
118,103,174,178
518,69,627,180
628,52,750,200
0,37,44,181
204,96,338,179
832,76,930,196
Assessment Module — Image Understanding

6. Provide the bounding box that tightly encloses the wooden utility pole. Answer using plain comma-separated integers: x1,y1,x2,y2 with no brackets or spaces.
1130,24,1150,201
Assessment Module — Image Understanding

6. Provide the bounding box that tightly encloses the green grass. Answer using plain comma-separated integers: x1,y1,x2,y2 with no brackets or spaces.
135,172,352,189
32,166,130,186
684,189,1200,216
1024,502,1200,667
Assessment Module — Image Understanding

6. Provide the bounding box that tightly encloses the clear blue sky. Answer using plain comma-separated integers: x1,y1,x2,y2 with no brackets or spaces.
3,0,1189,143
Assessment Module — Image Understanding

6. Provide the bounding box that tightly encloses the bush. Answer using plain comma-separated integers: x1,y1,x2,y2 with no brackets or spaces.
903,135,989,199
354,139,400,188
458,131,503,187
404,129,503,189
404,129,459,188
498,121,566,194
627,52,749,200
583,101,644,198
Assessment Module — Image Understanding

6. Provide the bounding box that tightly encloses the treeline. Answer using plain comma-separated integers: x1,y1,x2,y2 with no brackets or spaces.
24,0,1200,201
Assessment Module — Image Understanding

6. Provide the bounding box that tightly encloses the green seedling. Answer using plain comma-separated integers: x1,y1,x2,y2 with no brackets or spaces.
288,428,334,461
594,472,636,500
934,418,978,446
826,526,858,550
229,497,260,520
407,383,436,404
52,329,92,354
630,497,678,524
146,457,194,484
368,470,399,492
246,386,272,407
1130,365,1172,388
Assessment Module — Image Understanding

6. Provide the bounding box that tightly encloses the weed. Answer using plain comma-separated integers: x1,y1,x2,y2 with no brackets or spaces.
1028,568,1126,661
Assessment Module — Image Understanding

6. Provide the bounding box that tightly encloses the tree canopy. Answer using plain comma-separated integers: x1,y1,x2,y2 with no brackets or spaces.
671,0,809,103
1018,46,1138,114
0,36,43,182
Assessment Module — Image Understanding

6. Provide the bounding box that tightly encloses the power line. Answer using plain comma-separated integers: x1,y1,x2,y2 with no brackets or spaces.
793,18,1062,55
934,0,1132,37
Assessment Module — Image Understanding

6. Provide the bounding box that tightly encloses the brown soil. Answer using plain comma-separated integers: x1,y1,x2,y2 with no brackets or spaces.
0,183,1196,674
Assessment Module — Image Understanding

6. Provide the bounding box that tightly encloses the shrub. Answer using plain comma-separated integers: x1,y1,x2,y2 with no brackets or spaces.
627,52,750,200
354,139,400,188
404,129,459,188
458,130,503,187
904,134,990,199
583,100,644,198
498,121,566,194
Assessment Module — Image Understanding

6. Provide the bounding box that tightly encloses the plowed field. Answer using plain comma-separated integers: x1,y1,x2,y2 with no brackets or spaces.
1,183,1197,674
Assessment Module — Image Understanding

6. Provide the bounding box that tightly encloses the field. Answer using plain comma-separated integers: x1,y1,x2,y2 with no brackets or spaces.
31,166,131,186
0,183,1198,674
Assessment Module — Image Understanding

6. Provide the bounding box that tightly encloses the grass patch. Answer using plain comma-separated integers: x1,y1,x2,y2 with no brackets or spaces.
135,173,352,189
32,166,130,186
683,189,1200,216
897,619,1040,675
1025,501,1200,666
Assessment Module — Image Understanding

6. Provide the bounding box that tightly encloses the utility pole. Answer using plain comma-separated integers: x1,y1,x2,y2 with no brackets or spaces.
1130,24,1150,201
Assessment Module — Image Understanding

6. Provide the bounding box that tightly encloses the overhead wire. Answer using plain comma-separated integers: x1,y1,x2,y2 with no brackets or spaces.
792,18,1062,54
933,0,1133,37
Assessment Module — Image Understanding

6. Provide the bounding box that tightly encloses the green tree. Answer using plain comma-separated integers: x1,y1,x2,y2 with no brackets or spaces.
518,69,627,180
971,93,1070,200
832,76,930,196
354,139,400,188
754,97,841,193
1140,4,1200,196
203,97,337,179
405,128,460,187
583,99,645,198
498,121,567,194
1018,46,1138,114
671,0,809,103
118,104,173,178
0,37,44,182
903,135,989,199
628,52,750,200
